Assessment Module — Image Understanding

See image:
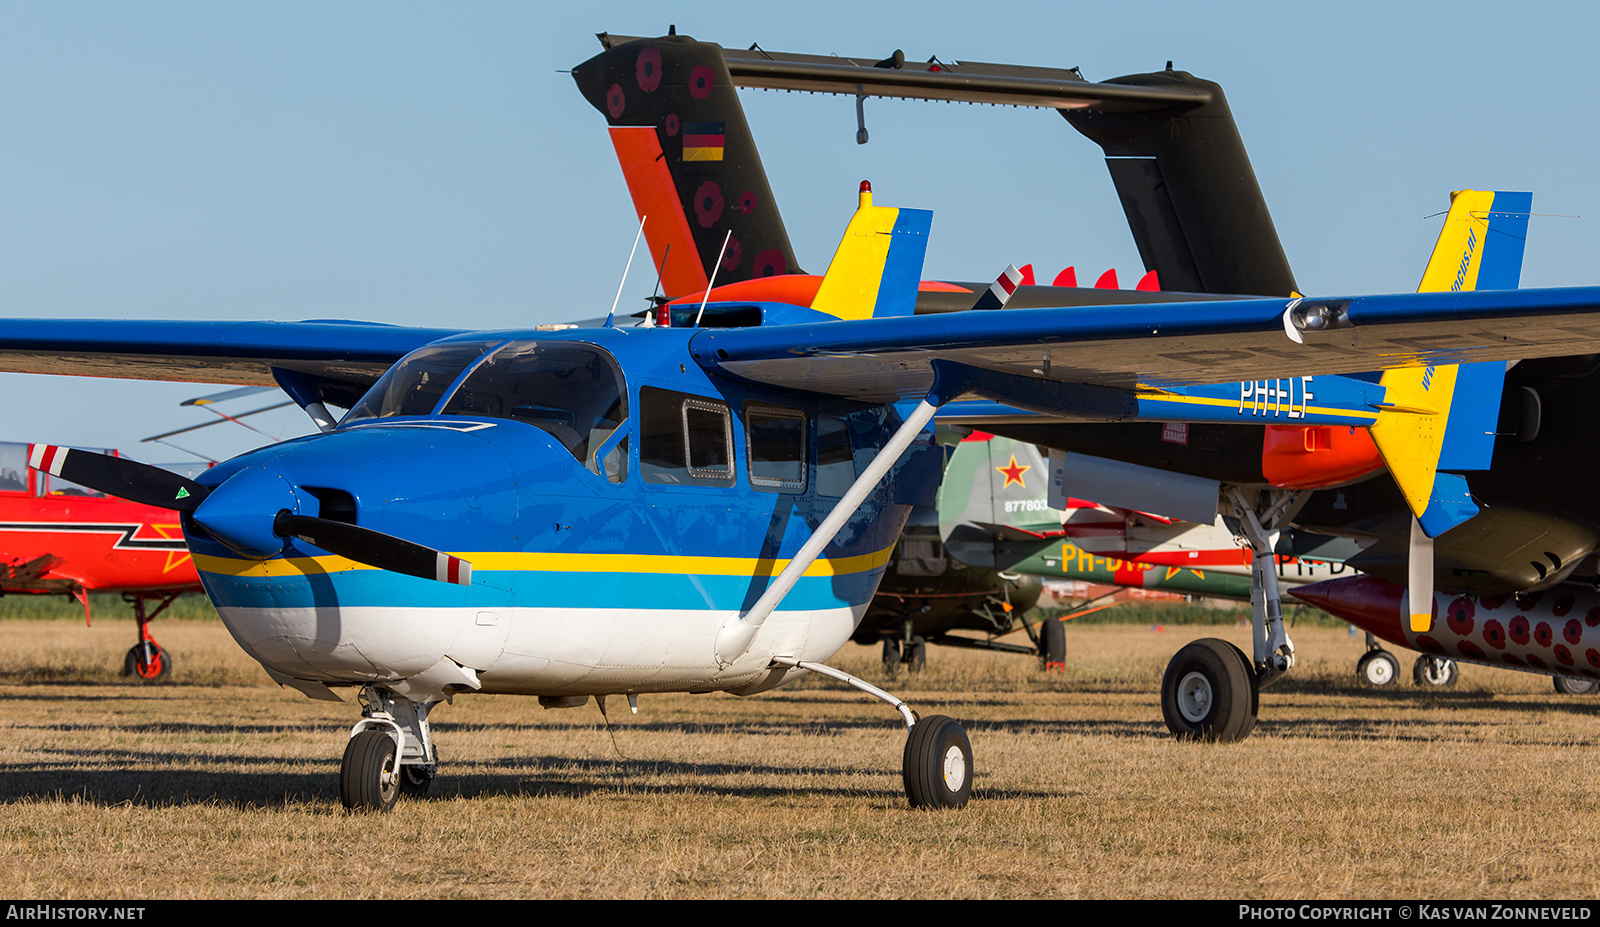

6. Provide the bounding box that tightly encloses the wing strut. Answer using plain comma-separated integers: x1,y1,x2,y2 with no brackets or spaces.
712,362,967,666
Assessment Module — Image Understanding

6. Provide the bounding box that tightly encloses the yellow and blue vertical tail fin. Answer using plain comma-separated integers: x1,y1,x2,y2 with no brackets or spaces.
1368,190,1530,538
809,182,933,321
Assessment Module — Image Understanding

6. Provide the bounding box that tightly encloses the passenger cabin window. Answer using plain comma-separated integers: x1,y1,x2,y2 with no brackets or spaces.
641,387,734,486
745,404,806,493
815,416,856,497
439,341,627,472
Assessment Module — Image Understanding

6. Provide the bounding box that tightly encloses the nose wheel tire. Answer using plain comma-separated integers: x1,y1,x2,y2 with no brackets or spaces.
122,643,171,683
1161,638,1259,742
902,715,972,809
1412,655,1458,687
1357,650,1400,687
341,730,401,812
1553,675,1600,695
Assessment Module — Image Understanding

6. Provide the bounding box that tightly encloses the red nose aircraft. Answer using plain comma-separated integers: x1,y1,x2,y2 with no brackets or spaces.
0,440,204,681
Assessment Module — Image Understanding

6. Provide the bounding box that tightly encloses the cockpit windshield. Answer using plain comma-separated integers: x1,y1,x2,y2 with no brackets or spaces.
342,341,494,425
440,341,626,463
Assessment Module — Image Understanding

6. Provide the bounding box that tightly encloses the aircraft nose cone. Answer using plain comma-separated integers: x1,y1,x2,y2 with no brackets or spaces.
191,466,302,560
1289,575,1407,639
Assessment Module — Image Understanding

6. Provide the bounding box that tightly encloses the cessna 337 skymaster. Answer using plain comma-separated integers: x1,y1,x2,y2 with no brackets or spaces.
9,183,1600,811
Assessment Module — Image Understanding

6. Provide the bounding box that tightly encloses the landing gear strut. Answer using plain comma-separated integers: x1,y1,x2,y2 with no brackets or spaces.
1160,488,1304,742
121,591,181,683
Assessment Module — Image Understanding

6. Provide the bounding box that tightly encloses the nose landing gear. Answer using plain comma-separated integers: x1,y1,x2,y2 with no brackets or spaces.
340,686,440,812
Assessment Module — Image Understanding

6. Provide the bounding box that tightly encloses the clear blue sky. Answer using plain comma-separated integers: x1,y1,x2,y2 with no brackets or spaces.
1,1,1595,459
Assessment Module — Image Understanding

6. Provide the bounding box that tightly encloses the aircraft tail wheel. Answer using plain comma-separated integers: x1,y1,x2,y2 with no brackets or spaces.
1412,655,1458,688
1160,638,1258,742
906,636,927,674
122,643,171,683
882,638,902,674
341,730,401,812
902,715,972,809
1552,675,1600,695
1038,617,1066,672
1357,650,1400,687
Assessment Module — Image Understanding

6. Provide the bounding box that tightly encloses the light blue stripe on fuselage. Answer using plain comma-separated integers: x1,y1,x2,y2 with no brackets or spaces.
197,564,887,613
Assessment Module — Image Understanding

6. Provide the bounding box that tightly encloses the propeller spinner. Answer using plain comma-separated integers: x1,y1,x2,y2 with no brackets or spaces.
27,445,472,586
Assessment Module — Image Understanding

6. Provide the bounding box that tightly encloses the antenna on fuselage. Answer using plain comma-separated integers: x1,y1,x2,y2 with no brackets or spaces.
694,229,734,328
641,244,671,328
605,213,648,329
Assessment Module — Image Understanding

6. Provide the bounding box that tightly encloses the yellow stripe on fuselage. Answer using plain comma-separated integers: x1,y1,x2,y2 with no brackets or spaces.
1132,388,1381,423
193,546,896,580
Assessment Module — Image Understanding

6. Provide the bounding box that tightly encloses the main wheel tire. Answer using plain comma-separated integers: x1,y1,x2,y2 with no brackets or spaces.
341,730,400,812
902,715,972,809
122,643,171,683
1038,617,1066,669
1552,675,1600,695
1413,655,1459,688
1160,638,1258,743
906,636,927,674
882,639,902,674
1220,640,1260,740
1357,650,1400,687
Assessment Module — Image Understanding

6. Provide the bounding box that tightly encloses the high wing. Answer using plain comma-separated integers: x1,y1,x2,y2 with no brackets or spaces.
0,319,466,406
690,288,1600,404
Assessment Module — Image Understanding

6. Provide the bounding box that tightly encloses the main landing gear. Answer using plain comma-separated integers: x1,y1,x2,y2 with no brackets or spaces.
337,664,973,813
1161,638,1259,742
121,591,182,683
881,633,927,675
1352,633,1457,688
1412,654,1457,688
772,656,972,808
1160,488,1302,743
1552,675,1600,696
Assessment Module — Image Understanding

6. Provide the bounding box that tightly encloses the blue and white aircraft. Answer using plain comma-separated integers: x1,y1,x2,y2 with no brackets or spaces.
11,184,1600,811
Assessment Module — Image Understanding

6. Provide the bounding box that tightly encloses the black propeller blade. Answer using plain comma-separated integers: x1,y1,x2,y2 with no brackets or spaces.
274,512,472,586
29,444,210,513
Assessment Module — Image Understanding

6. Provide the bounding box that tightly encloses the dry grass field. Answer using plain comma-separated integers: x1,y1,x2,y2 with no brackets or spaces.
3,613,1599,899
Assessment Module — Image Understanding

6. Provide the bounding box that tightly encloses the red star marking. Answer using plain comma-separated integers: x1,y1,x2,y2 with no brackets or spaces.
996,454,1030,488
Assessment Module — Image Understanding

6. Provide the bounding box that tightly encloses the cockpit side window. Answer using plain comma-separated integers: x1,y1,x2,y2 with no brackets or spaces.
440,342,627,465
0,443,28,494
343,342,493,425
